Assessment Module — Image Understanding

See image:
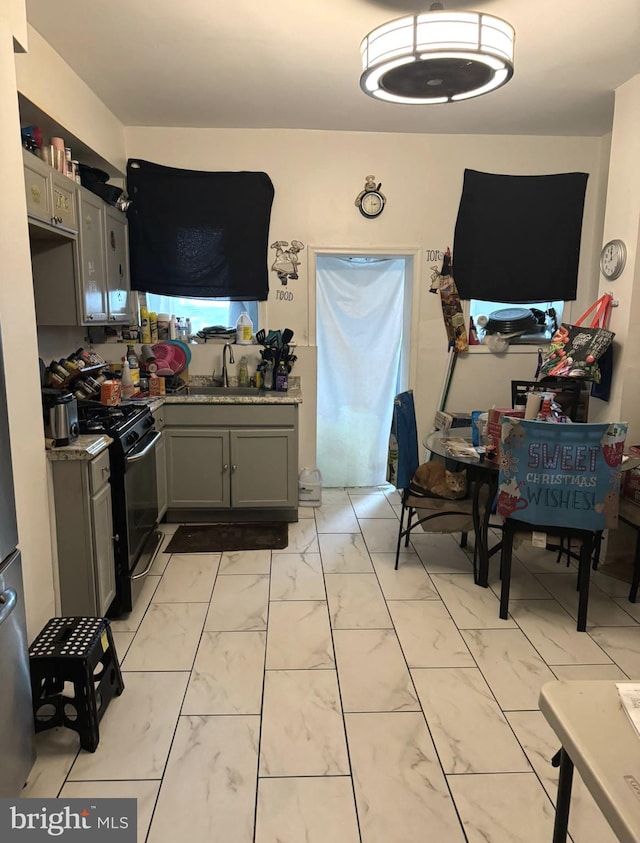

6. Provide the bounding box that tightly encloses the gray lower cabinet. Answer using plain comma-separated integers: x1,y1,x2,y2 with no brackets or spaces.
164,403,298,515
50,449,116,617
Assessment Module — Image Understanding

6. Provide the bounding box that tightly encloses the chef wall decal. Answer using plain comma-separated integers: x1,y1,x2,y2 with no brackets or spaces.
271,240,305,295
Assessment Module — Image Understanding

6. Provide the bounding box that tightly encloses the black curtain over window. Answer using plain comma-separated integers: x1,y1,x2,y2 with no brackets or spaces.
126,159,274,300
452,169,589,302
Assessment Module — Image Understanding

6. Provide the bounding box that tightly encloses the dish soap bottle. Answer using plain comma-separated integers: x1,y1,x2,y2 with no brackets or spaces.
236,311,253,345
140,305,151,344
275,360,288,392
238,356,249,386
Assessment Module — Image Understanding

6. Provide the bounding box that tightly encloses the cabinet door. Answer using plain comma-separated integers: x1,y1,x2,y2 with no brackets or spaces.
91,482,116,616
51,171,78,232
156,430,168,520
166,428,230,508
78,188,108,323
104,205,131,323
24,156,52,224
231,428,297,508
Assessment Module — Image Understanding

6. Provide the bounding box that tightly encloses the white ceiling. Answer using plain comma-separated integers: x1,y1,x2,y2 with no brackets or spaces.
25,0,640,137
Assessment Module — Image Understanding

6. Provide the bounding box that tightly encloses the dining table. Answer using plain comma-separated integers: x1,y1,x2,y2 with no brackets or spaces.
425,426,499,587
426,424,640,591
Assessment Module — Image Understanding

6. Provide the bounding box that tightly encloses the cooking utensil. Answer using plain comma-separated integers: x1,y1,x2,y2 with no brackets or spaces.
256,329,266,345
281,328,294,345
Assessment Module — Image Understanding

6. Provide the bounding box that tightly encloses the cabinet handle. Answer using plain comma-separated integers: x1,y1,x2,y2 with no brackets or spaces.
102,466,110,477
232,464,237,472
113,534,120,542
223,464,229,471
110,316,116,321
87,314,94,320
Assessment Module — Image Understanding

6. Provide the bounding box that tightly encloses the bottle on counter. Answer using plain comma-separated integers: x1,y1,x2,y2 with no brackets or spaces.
263,359,274,390
120,357,135,399
140,306,151,344
236,311,253,344
149,312,159,343
275,361,288,392
238,356,249,386
126,344,139,370
185,318,192,341
169,315,177,340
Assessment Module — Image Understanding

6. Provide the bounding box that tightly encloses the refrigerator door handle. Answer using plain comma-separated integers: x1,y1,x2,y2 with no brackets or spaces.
0,587,17,626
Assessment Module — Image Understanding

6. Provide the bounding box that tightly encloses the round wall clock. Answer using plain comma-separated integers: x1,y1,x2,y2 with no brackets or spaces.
355,175,386,218
358,189,385,218
600,239,626,280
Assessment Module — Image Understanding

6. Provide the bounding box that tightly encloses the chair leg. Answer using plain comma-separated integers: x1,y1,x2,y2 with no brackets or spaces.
629,530,640,603
500,525,514,620
395,500,407,571
404,507,414,547
576,537,593,632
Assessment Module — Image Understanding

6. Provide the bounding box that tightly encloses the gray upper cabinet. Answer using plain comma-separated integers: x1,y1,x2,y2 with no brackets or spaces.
104,204,131,323
24,148,78,234
25,150,132,328
78,188,109,323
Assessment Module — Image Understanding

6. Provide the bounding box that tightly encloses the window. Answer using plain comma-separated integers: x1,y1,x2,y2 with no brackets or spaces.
145,294,259,337
469,299,565,345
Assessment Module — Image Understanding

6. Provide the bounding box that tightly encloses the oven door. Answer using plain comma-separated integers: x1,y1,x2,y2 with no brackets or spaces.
124,429,161,575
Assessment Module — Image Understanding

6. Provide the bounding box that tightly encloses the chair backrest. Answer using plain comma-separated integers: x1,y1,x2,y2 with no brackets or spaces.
387,391,419,490
497,418,627,531
511,378,583,422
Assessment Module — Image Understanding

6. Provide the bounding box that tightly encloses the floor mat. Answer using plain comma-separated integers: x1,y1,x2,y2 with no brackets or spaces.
165,522,288,553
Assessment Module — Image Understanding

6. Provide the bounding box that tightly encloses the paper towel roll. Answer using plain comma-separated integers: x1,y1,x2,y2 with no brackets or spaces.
524,393,542,420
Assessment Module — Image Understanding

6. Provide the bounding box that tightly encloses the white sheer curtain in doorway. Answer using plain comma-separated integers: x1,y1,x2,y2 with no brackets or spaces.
316,256,406,487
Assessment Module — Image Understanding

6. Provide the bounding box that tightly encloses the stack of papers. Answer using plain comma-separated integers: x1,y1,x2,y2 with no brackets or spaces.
616,683,640,738
443,438,480,462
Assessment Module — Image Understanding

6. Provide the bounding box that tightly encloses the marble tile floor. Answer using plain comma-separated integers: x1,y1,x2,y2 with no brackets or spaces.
22,489,640,842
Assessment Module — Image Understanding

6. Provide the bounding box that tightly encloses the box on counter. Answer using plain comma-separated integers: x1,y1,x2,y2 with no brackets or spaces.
100,379,121,405
486,408,525,458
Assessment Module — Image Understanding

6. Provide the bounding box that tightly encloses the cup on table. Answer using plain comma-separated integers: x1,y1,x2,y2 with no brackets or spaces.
524,392,542,420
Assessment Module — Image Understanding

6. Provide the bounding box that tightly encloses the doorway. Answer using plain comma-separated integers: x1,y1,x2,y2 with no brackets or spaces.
315,253,414,487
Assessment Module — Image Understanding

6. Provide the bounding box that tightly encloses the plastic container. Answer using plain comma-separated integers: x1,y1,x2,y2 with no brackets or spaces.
149,312,158,343
275,361,288,392
157,313,170,340
236,311,253,344
120,357,135,398
140,306,151,344
298,467,322,507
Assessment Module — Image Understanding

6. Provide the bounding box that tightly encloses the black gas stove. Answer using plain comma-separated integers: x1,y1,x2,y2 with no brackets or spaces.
77,400,161,616
78,401,155,455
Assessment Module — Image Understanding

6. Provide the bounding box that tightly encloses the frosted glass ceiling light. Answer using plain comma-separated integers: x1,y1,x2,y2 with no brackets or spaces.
360,3,515,105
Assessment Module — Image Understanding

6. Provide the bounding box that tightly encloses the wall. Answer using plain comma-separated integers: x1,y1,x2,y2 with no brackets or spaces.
0,13,56,640
591,74,640,443
14,24,126,173
124,127,608,467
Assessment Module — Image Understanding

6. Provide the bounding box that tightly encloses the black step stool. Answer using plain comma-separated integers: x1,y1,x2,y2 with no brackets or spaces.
29,617,124,752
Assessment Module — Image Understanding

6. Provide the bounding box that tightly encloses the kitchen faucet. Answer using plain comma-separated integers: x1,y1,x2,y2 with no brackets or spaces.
222,343,235,387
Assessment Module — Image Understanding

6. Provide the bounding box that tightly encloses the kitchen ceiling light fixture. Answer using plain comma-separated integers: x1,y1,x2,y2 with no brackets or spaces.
359,2,515,105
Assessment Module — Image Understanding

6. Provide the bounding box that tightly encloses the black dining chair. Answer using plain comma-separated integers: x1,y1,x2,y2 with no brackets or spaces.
497,418,627,631
388,391,475,570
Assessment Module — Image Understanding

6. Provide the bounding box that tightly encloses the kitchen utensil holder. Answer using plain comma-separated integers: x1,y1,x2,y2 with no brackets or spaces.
28,616,124,753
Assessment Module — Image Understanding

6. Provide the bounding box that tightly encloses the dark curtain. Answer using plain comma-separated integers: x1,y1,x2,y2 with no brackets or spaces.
453,169,589,302
126,159,274,300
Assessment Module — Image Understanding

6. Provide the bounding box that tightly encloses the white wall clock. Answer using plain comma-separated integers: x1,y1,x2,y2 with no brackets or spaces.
600,239,626,280
355,175,386,218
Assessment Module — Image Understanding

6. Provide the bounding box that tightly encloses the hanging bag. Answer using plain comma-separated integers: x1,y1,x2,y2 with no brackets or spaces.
538,294,614,383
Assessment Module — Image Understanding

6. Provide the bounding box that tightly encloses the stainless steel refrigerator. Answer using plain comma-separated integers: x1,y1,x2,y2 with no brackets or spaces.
0,324,36,795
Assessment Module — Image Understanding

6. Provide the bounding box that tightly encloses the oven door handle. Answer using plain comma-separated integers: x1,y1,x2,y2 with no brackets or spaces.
125,430,162,463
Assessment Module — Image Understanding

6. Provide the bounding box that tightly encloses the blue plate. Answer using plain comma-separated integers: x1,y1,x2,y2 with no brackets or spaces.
167,339,192,365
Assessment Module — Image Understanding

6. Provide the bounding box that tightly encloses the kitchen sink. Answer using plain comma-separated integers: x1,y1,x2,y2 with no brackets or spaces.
186,386,263,396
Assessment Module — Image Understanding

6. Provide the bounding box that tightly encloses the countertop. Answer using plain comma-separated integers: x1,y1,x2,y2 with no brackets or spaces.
46,434,112,461
162,384,302,405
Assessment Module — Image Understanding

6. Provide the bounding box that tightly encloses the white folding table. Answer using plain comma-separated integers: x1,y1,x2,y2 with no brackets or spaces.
539,680,640,843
